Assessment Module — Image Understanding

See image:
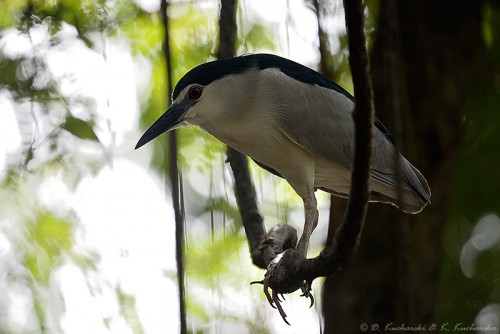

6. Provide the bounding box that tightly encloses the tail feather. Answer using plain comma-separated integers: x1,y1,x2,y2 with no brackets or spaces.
370,158,431,214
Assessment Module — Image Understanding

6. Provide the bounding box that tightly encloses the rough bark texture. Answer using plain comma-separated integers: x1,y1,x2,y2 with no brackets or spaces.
312,0,337,81
217,0,237,60
322,1,489,332
336,0,374,268
160,1,186,333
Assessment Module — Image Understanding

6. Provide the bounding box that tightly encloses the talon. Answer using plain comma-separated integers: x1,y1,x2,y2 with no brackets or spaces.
299,281,314,307
308,293,314,308
275,293,286,302
272,290,290,325
300,281,311,295
262,276,276,309
254,276,291,325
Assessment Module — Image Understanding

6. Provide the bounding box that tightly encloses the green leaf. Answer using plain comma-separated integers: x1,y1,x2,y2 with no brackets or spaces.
25,211,74,285
116,286,145,334
61,116,99,141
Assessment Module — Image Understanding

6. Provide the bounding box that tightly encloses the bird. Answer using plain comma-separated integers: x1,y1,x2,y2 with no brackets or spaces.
135,53,431,259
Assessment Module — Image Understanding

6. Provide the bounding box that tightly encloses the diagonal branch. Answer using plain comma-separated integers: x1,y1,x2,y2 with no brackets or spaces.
160,1,186,333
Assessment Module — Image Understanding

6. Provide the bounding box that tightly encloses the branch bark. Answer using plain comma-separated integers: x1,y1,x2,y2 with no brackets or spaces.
312,0,336,80
160,0,186,333
333,0,374,269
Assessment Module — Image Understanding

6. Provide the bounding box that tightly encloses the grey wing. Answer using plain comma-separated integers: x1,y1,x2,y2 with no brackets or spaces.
274,82,355,170
273,81,431,211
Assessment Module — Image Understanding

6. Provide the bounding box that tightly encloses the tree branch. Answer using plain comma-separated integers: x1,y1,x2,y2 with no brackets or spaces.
226,147,267,268
160,0,186,333
329,0,374,272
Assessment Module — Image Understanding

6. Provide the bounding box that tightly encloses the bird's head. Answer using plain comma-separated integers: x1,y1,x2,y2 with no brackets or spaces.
134,79,208,150
135,53,348,150
135,55,265,150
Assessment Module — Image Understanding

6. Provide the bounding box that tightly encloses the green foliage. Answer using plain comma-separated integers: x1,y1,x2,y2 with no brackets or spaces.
200,197,242,231
24,211,73,285
61,115,99,141
454,2,500,220
116,285,145,334
0,0,25,29
455,88,500,219
185,231,273,332
119,11,163,57
436,2,500,325
482,2,500,57
187,232,246,286
238,23,276,53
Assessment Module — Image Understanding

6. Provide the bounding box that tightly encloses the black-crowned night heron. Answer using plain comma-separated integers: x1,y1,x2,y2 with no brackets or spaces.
136,53,431,258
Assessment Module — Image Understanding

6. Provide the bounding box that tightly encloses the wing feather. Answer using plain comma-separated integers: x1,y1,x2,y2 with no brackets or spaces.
265,70,430,210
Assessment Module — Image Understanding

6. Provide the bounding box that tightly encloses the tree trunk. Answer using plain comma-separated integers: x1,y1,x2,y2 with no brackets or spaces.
323,1,489,332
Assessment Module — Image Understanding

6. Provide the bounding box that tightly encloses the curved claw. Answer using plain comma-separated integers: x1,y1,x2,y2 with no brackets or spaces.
251,276,291,325
300,281,314,308
252,276,315,322
275,293,287,302
263,276,277,309
253,271,319,326
299,291,315,307
272,290,290,326
308,293,314,308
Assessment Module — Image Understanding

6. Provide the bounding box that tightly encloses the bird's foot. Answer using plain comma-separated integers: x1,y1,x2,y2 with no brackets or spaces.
300,280,314,308
251,276,290,325
250,277,314,325
250,249,314,325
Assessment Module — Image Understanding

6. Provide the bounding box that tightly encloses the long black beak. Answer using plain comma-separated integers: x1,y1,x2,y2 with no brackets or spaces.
135,103,187,149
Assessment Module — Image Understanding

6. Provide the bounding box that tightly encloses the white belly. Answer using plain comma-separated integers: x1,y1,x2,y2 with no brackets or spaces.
200,116,354,199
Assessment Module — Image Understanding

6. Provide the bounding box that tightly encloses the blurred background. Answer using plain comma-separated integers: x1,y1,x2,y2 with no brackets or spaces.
0,0,499,333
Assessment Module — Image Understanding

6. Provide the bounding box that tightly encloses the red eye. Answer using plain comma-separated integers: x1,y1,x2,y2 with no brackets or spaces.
188,86,203,100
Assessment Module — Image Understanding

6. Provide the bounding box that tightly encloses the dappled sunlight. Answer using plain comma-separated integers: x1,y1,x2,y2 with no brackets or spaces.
460,213,500,278
475,304,500,334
